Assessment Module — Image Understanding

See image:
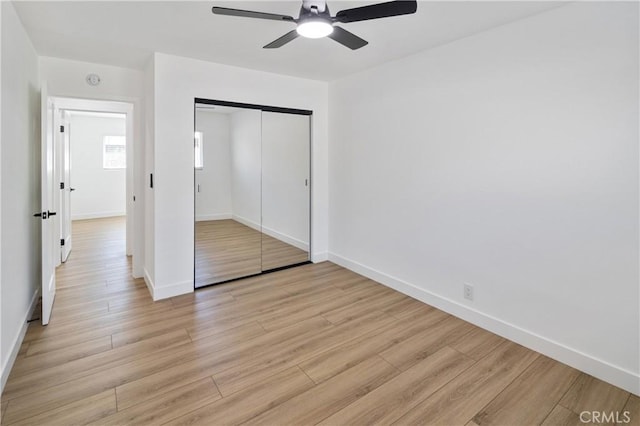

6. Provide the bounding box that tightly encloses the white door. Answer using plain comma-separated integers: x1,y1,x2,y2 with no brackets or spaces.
60,111,72,262
41,83,56,325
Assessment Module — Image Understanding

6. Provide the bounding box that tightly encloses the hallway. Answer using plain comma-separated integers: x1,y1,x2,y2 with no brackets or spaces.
56,216,133,293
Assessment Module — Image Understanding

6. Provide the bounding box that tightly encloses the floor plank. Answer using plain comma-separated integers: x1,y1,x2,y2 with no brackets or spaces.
559,373,630,417
541,405,583,426
473,355,580,426
448,324,507,361
244,356,399,425
113,321,272,409
3,330,191,402
4,347,201,423
318,346,475,426
95,378,220,425
379,315,476,371
299,308,450,384
9,389,116,426
1,399,8,424
164,367,315,426
624,395,640,423
213,311,396,396
392,341,540,425
16,335,112,374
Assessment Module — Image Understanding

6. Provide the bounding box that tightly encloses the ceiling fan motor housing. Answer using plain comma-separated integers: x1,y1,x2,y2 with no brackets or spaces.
298,3,331,22
301,0,328,14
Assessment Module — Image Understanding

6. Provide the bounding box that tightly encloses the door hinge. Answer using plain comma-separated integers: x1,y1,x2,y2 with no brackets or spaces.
60,239,65,246
60,125,65,132
60,182,65,190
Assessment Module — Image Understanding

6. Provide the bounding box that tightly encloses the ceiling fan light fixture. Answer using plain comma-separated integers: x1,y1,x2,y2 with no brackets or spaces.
296,19,333,38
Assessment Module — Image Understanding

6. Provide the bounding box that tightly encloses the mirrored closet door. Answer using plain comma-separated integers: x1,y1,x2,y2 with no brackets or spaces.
194,100,310,288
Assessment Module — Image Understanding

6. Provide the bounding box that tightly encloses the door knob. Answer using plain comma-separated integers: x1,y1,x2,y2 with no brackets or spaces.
70,188,76,192
34,211,47,219
47,210,57,216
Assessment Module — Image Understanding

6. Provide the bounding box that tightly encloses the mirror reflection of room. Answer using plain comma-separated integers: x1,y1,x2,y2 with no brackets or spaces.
261,111,310,271
194,102,310,288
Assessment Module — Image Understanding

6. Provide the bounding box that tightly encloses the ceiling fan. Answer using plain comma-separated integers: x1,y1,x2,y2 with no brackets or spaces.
212,0,417,50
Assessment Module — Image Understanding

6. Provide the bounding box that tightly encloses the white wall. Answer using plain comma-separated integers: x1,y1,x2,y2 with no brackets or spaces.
329,2,639,394
230,109,261,228
262,111,310,250
149,52,328,299
69,113,126,220
195,110,232,221
0,1,41,391
40,56,145,278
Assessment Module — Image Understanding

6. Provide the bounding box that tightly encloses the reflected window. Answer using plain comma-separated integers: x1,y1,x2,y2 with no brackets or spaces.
195,131,204,169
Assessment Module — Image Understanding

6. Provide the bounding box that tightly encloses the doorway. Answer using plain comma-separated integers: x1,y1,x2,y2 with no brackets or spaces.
52,100,133,263
58,110,127,264
40,96,137,324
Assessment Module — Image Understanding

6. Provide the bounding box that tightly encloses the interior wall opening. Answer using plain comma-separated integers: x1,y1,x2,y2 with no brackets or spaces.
43,97,137,323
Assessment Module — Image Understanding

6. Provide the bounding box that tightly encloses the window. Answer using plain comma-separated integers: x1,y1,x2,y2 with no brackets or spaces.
195,131,204,169
103,136,126,169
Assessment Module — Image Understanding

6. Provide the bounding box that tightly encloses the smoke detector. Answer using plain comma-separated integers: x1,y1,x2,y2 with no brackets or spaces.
86,74,101,86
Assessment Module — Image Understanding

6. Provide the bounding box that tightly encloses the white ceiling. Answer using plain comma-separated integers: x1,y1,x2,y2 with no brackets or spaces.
13,1,566,81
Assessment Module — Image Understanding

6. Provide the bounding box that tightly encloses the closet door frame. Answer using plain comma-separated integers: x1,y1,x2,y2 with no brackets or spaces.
193,98,313,290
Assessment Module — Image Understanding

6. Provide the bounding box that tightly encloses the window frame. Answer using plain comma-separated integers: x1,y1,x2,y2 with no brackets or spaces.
194,131,204,170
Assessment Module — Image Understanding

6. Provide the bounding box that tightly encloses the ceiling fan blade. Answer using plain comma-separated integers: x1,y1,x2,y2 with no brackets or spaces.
334,0,417,23
264,30,300,48
327,26,368,50
212,6,295,22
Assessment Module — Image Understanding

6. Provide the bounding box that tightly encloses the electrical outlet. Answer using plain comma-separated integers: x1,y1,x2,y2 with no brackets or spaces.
464,283,474,301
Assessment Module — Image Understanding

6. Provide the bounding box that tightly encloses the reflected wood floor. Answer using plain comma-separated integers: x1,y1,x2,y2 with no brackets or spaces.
1,217,637,425
195,219,308,288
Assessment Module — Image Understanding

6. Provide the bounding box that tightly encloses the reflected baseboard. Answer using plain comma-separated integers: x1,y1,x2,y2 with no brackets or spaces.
261,225,309,251
230,214,309,251
195,213,232,222
232,214,261,232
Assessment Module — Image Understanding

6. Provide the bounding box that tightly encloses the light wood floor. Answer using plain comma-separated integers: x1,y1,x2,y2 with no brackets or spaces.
195,219,309,287
1,217,637,425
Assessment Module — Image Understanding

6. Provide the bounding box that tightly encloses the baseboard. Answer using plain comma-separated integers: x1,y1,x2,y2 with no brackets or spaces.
311,251,328,263
143,268,192,301
328,252,640,396
132,263,143,279
232,214,261,232
72,211,125,220
261,225,309,251
1,288,40,394
152,281,193,301
143,267,155,299
195,213,232,222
